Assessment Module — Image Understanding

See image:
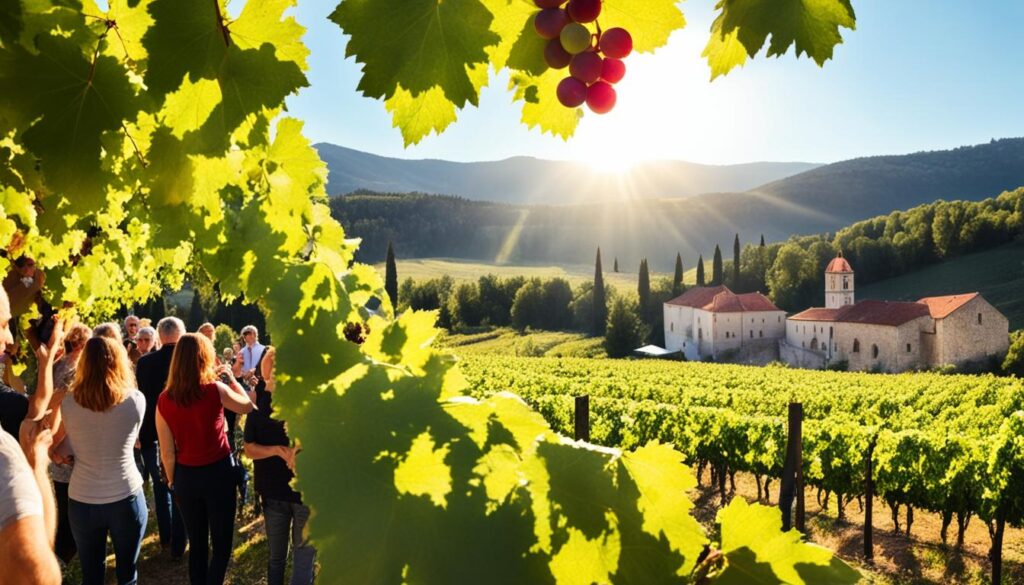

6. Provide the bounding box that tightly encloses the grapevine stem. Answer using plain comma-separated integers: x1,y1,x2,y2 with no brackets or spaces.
213,0,232,47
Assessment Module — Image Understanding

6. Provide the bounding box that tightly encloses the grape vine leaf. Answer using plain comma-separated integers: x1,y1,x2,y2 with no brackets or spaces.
601,0,686,54
510,68,581,140
329,0,499,108
0,35,142,212
0,0,23,45
384,85,458,147
704,0,855,79
479,0,538,71
715,498,860,584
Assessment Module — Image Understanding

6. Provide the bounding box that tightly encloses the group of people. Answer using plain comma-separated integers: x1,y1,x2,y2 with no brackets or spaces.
0,283,316,585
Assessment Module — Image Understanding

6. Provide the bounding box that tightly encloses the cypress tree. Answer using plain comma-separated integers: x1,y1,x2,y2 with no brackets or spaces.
637,258,650,321
760,234,766,247
187,288,205,332
593,248,607,335
613,257,619,272
385,241,398,308
712,245,723,286
672,253,684,296
696,255,705,286
733,234,741,288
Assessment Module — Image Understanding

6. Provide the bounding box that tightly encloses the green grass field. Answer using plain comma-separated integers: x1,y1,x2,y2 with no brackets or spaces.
374,257,680,291
439,328,606,358
859,239,1024,330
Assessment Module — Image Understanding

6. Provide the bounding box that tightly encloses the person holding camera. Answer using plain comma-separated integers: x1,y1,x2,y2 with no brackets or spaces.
155,334,255,585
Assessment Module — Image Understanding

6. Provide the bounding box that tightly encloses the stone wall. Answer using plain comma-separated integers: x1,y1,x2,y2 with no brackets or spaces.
932,296,1010,367
779,341,826,369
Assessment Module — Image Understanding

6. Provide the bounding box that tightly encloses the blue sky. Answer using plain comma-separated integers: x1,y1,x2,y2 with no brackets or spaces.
285,1,1024,166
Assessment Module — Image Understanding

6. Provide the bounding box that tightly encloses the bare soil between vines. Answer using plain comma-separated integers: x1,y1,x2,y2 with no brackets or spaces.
691,468,1024,584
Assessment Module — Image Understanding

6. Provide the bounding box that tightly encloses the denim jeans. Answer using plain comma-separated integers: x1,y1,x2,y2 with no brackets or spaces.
263,498,316,585
139,441,186,556
69,490,148,585
174,456,237,585
53,480,77,563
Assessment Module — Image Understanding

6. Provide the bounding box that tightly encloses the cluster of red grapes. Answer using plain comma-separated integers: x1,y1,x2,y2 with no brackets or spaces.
533,0,633,114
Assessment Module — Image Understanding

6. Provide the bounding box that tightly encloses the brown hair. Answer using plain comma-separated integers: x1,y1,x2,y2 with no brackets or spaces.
71,337,133,412
64,323,92,355
164,333,218,407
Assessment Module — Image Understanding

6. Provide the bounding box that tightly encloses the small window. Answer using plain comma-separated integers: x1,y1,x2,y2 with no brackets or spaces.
802,341,805,348
872,344,879,359
778,316,781,323
698,328,703,340
759,330,763,338
829,326,833,337
670,323,674,332
978,313,983,325
811,338,819,350
906,343,912,353
843,276,849,290
853,339,860,353
749,330,753,339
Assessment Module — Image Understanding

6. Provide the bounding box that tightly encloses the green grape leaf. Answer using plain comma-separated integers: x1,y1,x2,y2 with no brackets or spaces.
715,498,860,584
504,13,548,75
602,0,686,53
329,0,498,108
93,0,154,64
0,34,142,212
510,68,581,140
0,0,23,45
705,0,855,79
479,0,537,71
144,0,307,151
621,443,707,572
384,85,459,147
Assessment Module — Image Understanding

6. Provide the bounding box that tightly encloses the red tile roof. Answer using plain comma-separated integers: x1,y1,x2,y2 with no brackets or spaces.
826,256,853,273
790,300,930,327
665,285,730,308
917,293,979,319
666,286,782,313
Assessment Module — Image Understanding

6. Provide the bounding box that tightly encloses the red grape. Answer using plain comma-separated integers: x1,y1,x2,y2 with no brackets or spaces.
599,27,633,59
533,0,564,7
534,8,569,40
586,81,616,114
600,57,625,84
569,51,603,84
557,77,588,108
544,39,572,69
567,0,601,23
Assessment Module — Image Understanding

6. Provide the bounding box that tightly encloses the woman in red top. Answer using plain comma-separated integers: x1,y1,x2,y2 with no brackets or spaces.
155,334,254,585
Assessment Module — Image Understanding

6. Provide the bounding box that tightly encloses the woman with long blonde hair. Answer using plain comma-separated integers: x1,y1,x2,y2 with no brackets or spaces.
58,336,147,585
156,333,254,585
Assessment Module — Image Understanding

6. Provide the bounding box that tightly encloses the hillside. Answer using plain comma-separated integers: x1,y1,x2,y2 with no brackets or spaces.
332,139,1024,269
859,239,1024,329
315,143,818,204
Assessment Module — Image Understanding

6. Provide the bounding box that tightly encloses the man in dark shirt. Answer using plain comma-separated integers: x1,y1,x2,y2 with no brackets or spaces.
0,382,27,437
135,316,186,557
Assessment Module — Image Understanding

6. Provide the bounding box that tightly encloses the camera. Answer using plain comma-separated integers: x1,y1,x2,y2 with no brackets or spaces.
219,372,234,385
30,301,57,344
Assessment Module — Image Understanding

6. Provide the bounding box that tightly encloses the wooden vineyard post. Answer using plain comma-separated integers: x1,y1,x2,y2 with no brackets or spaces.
575,395,590,442
778,402,804,532
864,443,874,562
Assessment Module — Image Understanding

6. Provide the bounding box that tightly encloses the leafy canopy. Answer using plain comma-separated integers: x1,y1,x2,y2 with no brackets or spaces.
332,0,856,144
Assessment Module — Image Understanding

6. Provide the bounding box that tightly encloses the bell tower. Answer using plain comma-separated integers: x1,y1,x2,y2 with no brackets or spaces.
825,253,854,309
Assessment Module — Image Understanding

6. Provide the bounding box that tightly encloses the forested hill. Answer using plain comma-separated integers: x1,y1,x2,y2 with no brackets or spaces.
315,143,818,204
332,139,1024,269
749,138,1024,225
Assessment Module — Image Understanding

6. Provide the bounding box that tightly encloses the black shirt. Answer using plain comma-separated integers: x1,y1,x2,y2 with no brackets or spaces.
135,344,175,445
0,386,27,437
243,389,300,503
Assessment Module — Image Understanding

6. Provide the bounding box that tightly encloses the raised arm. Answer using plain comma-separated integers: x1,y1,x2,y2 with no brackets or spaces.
215,366,255,415
23,319,65,424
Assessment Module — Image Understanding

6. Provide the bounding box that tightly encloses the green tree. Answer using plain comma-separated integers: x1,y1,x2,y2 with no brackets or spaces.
187,288,205,332
385,241,398,309
697,254,706,286
604,298,648,358
1003,330,1024,377
593,248,607,336
447,282,483,331
672,253,684,296
510,279,545,331
637,259,650,322
213,324,238,355
478,274,525,327
733,234,741,288
767,243,818,311
712,245,724,286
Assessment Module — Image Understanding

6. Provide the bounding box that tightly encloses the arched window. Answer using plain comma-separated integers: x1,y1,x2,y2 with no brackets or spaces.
749,330,753,339
810,338,818,350
843,276,849,290
978,313,983,325
853,339,860,353
872,344,879,359
759,330,763,338
698,328,703,340
906,343,911,353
